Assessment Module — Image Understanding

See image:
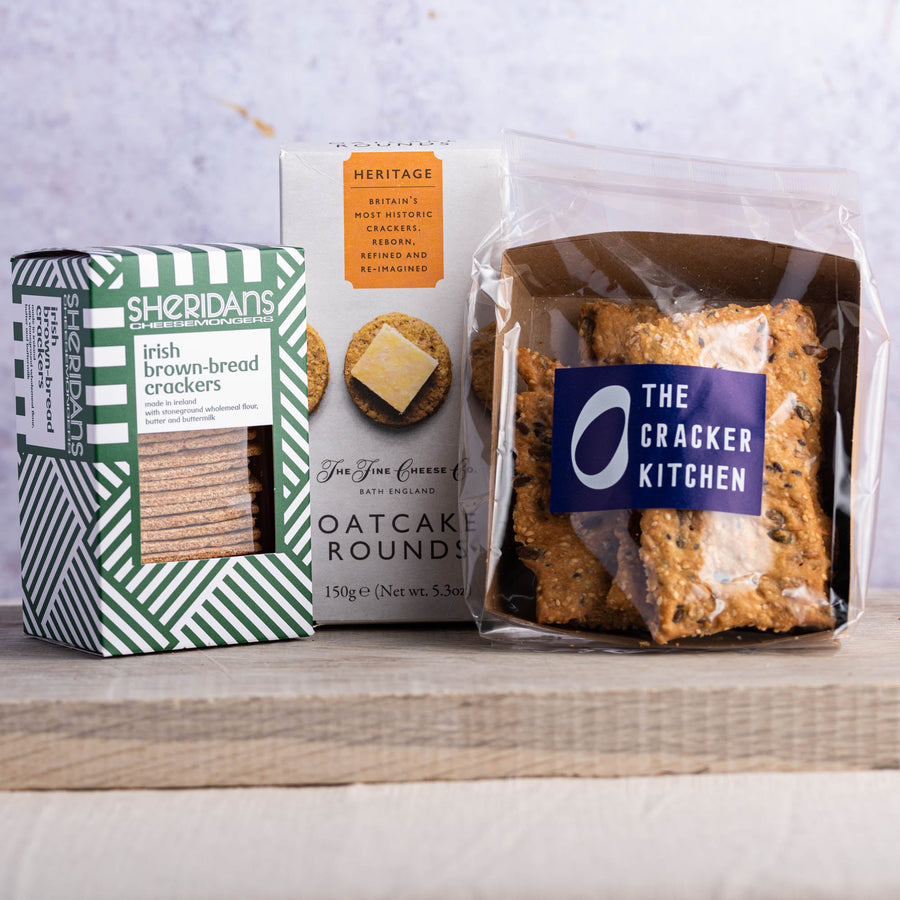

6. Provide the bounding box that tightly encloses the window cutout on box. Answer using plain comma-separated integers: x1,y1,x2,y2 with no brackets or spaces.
137,425,275,564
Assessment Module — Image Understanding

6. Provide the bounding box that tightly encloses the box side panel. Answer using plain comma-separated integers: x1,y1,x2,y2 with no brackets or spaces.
12,254,103,653
267,246,313,573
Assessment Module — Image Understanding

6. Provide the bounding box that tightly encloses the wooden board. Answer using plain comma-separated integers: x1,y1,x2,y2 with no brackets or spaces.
2,592,900,789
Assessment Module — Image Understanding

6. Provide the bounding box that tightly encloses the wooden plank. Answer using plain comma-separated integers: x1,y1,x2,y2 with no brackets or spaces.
2,592,900,789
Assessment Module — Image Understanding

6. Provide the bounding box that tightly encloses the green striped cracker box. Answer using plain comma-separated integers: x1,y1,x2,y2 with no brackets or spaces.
11,245,313,656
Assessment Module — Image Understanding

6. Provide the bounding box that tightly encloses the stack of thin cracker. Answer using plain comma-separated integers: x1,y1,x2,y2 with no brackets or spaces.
138,427,266,564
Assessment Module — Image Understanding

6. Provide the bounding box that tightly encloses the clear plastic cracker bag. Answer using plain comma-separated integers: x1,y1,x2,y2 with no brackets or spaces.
459,132,889,650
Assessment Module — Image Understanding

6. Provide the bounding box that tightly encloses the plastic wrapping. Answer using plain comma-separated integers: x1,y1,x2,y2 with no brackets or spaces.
460,132,889,649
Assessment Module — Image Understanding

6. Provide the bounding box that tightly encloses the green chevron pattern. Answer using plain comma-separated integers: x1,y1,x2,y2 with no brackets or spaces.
17,453,102,652
274,247,312,558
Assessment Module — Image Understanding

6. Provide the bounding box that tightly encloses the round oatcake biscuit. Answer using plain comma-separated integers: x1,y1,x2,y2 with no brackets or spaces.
307,325,329,413
344,313,452,426
469,321,497,410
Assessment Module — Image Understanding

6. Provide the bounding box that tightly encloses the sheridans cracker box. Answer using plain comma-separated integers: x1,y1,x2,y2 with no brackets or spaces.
12,244,313,656
280,140,501,622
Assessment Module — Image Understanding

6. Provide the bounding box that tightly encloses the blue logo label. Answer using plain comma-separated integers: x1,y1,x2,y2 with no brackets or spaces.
549,364,766,516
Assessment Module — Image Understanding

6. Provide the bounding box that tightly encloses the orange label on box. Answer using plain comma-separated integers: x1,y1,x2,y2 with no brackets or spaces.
343,151,444,289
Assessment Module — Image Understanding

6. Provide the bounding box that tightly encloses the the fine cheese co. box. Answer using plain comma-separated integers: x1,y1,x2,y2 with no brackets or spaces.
280,140,501,623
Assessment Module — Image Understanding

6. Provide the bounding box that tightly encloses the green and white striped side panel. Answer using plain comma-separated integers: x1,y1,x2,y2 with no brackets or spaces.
17,453,104,652
274,247,312,558
14,245,313,656
11,253,91,293
13,253,103,652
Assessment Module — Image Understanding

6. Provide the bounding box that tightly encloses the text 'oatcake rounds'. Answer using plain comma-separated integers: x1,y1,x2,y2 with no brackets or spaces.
344,312,452,426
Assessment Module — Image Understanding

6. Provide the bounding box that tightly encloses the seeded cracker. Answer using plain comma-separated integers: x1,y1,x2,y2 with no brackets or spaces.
578,300,661,365
576,300,662,614
513,347,645,632
622,299,832,642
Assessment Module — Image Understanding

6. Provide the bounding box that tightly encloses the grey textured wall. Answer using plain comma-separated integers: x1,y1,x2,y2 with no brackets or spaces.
3,0,898,594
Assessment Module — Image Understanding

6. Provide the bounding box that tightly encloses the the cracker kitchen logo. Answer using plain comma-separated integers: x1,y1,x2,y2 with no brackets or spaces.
549,364,767,517
127,289,275,328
